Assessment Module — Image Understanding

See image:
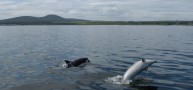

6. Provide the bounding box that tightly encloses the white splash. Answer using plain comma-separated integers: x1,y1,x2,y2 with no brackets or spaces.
105,75,132,85
51,61,68,70
61,63,68,68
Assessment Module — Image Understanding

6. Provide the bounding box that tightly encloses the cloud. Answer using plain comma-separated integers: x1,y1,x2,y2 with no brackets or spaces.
0,0,193,21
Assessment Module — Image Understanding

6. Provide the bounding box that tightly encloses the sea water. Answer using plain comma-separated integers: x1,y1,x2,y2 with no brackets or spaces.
0,25,193,90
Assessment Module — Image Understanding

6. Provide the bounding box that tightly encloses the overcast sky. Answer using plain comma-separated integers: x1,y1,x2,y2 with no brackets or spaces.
0,0,193,21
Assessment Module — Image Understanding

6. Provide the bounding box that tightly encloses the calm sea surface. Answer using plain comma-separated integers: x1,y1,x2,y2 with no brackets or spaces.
0,25,193,90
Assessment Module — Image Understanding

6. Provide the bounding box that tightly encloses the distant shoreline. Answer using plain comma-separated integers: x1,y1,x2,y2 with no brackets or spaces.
1,21,193,26
0,21,193,26
0,15,192,25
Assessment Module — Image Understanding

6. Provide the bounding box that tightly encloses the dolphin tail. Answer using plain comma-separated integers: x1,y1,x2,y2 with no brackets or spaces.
64,60,71,68
65,60,71,64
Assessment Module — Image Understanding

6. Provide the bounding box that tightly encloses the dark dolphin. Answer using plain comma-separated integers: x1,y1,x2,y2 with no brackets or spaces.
64,58,90,68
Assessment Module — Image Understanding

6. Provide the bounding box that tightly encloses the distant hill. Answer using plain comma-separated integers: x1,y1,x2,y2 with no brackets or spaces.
0,14,193,25
0,14,88,25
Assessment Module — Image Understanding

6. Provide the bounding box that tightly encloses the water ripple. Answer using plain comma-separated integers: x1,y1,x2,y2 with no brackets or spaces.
1,26,193,90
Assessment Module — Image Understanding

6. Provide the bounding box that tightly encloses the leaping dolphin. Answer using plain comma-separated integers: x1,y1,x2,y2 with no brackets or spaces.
64,58,90,68
122,59,157,83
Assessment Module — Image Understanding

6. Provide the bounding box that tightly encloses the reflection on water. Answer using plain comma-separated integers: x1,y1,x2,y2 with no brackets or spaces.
0,25,193,90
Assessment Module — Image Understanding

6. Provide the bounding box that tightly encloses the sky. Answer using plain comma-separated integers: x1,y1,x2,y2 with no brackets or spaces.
0,0,193,21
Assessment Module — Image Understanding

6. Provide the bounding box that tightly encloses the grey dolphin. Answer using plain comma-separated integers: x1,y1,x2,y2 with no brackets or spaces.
122,59,157,83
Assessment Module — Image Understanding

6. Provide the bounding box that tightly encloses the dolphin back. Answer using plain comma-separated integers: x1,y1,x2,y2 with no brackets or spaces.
64,58,90,68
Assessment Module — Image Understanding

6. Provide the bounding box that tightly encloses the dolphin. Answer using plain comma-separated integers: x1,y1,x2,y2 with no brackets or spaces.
122,59,157,83
64,58,90,68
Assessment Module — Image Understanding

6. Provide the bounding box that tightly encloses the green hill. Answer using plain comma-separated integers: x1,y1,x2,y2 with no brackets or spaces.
0,15,193,25
0,14,87,25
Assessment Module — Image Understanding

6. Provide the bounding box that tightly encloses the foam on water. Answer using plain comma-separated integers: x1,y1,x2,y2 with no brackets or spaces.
50,61,68,70
105,75,132,85
61,63,68,68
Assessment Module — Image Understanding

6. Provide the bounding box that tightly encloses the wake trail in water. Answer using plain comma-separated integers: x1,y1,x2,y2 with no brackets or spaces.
105,75,132,85
50,61,68,70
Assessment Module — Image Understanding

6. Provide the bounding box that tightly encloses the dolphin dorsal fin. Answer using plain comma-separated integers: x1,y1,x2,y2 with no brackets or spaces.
142,58,145,62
